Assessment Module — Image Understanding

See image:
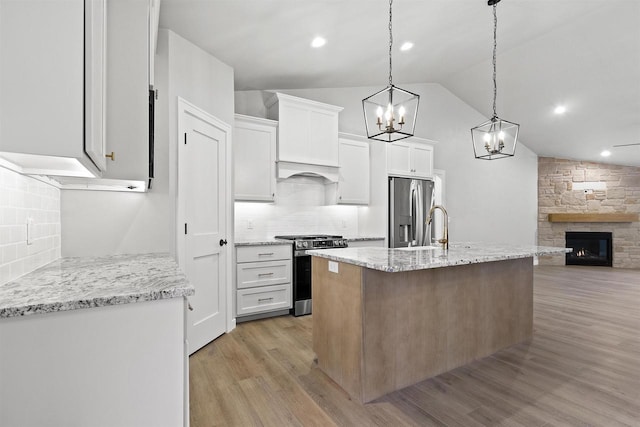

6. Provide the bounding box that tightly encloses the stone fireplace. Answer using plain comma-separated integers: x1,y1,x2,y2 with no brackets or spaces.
565,231,612,267
538,157,640,269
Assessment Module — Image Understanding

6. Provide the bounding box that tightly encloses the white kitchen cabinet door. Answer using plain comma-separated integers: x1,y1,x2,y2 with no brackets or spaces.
103,0,151,183
387,141,412,177
412,143,434,179
327,134,370,205
84,0,107,172
234,115,277,202
0,0,102,177
387,138,435,180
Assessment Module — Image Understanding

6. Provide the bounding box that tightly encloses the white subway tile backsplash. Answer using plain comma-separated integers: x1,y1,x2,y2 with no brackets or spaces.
235,176,360,240
0,166,61,285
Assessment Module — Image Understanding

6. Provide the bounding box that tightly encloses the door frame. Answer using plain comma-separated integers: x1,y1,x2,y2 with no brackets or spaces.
175,97,235,335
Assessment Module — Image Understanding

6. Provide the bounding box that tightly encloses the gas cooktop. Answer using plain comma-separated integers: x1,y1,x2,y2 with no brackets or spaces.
275,235,348,250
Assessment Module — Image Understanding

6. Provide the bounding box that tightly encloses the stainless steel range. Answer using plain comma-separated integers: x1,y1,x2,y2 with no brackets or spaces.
274,235,348,316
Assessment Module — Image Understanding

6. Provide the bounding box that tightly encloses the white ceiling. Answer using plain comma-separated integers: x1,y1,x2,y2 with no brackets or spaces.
160,0,640,167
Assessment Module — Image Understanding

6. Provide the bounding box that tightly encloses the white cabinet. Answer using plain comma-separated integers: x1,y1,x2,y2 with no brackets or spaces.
387,137,435,179
102,0,153,183
326,133,370,205
266,93,343,181
0,298,186,426
236,244,292,317
234,115,277,202
0,0,105,177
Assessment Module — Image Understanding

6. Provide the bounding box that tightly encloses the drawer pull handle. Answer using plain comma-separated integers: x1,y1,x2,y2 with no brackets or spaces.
258,297,274,303
258,252,274,256
258,272,274,277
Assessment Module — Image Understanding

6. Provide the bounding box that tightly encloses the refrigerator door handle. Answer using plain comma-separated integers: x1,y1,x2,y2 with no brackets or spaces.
410,187,416,245
415,181,424,246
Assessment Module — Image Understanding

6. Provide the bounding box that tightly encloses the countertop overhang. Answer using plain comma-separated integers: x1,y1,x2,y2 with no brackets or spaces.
0,253,194,318
308,242,570,273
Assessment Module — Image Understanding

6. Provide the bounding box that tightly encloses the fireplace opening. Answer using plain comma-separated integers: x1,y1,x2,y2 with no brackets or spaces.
565,231,612,267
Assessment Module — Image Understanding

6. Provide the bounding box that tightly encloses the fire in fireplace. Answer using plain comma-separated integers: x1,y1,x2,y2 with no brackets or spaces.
565,231,612,267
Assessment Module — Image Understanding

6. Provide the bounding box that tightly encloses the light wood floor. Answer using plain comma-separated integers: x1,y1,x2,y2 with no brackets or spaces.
189,266,640,426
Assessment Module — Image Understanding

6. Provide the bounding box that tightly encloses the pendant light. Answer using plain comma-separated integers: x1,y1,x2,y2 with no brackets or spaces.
471,0,519,160
363,0,419,142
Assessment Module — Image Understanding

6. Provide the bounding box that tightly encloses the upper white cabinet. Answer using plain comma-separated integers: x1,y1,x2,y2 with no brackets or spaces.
387,137,435,179
234,114,277,202
0,0,105,177
326,133,370,205
102,0,153,184
266,93,343,181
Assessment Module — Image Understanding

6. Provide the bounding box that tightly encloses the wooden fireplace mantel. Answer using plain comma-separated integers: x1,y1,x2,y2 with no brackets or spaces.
548,213,639,223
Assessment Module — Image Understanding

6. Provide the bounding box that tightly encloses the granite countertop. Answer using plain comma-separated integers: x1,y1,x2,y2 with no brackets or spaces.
0,253,194,319
235,239,293,247
308,242,570,273
344,236,385,242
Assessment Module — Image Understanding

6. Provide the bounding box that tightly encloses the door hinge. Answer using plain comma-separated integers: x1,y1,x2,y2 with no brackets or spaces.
155,89,159,100
184,223,188,234
184,132,187,145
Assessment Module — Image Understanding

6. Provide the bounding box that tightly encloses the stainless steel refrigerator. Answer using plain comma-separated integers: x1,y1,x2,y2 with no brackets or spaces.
389,177,435,248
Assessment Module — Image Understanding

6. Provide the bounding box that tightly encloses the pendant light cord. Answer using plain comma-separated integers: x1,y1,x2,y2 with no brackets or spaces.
389,0,393,86
492,3,498,119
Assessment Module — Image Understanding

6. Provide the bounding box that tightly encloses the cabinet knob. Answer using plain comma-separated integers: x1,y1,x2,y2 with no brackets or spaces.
219,239,228,246
105,151,115,161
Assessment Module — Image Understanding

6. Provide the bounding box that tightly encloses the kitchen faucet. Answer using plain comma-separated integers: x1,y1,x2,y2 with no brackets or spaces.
426,205,448,250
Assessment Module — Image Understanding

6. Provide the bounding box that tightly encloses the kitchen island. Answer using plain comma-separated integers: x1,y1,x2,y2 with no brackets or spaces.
0,253,193,427
309,243,568,403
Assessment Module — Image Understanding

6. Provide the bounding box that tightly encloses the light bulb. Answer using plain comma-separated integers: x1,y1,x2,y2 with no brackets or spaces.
376,106,383,118
483,133,491,143
385,104,393,121
498,131,505,141
398,106,405,117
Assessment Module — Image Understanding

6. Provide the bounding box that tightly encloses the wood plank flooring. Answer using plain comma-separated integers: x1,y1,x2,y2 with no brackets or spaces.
189,266,640,426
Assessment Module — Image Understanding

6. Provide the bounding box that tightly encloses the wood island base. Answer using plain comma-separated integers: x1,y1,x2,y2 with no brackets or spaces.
312,256,533,403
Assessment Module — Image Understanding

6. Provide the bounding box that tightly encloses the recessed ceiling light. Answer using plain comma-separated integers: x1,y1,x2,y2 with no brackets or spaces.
601,150,611,157
400,42,414,51
554,105,567,115
311,37,326,48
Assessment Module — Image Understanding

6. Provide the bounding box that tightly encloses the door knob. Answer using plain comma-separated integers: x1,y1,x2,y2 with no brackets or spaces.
219,239,228,246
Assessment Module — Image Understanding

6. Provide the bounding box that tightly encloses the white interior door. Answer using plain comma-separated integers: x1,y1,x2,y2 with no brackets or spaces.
177,99,229,355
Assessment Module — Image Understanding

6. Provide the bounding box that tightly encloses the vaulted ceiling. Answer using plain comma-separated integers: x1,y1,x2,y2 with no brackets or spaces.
160,0,640,167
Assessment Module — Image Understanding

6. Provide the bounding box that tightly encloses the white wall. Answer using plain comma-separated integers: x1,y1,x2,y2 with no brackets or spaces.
236,83,538,246
0,166,60,285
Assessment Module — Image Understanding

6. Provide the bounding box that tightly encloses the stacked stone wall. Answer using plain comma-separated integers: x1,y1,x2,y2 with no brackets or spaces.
538,157,640,268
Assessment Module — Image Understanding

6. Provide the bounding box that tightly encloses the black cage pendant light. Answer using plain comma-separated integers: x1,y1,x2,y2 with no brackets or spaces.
363,0,419,142
471,0,519,160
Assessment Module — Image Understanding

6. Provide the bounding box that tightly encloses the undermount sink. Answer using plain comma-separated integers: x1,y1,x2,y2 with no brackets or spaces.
396,245,440,251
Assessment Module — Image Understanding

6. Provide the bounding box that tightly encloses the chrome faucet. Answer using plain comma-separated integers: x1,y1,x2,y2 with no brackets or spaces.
426,205,448,250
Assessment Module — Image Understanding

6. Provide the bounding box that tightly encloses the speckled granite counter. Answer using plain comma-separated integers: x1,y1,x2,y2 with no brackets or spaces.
235,239,293,247
0,253,194,318
308,242,569,273
344,236,385,242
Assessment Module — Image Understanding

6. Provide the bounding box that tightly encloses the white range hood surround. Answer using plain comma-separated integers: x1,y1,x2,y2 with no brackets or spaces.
276,160,339,182
266,93,343,184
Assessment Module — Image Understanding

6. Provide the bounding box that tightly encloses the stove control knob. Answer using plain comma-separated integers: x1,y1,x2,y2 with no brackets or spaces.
302,241,308,248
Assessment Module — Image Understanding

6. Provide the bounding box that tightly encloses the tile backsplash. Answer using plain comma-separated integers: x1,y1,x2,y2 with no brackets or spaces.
0,166,61,285
235,176,360,240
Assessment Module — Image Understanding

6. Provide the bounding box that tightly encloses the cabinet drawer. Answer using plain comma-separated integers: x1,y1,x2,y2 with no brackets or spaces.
236,244,291,263
237,259,292,289
237,284,292,316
